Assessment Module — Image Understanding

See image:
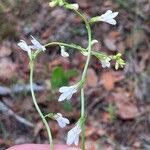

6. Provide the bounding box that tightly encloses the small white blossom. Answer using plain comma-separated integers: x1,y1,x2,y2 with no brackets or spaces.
68,3,79,10
54,113,70,128
49,1,57,7
91,39,98,46
99,10,119,25
101,57,111,68
17,40,31,55
66,125,81,146
60,46,69,57
30,35,46,51
58,85,78,101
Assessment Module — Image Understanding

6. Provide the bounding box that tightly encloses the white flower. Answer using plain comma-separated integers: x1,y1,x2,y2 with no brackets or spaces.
66,125,81,146
58,85,78,101
60,46,69,57
17,40,31,55
54,113,70,128
49,1,57,7
91,39,98,46
101,57,111,68
99,10,119,25
30,35,46,51
67,3,79,10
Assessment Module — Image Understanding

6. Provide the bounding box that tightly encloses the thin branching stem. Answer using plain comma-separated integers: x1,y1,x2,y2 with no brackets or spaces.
30,61,53,150
74,10,92,150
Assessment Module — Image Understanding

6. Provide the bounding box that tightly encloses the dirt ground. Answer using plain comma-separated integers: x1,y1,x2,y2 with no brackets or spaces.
0,0,150,150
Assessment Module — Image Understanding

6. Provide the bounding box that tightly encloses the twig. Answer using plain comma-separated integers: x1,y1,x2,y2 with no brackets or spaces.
0,83,45,96
0,101,34,128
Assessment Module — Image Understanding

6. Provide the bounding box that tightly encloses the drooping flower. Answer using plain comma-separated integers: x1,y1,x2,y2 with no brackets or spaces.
49,0,57,7
49,0,64,7
58,85,78,101
65,3,79,10
60,46,69,57
101,57,111,68
91,39,98,46
66,124,81,146
90,10,119,25
99,10,119,25
54,113,70,128
30,35,46,51
17,40,31,56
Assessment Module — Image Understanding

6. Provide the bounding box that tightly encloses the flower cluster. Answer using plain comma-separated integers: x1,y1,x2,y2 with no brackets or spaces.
17,35,45,59
17,1,125,148
49,0,79,10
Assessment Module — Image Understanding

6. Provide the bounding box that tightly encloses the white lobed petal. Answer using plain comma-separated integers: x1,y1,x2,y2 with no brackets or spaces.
101,10,112,19
74,134,80,146
66,125,81,146
66,92,74,100
56,113,62,117
59,86,75,93
55,113,70,128
58,85,78,101
100,10,118,25
60,46,69,57
30,35,46,51
58,92,71,101
17,40,31,52
91,39,98,45
106,19,117,25
49,1,57,7
111,12,119,18
101,61,110,68
70,3,79,10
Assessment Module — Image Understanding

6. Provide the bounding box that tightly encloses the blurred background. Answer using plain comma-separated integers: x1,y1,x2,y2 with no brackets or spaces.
0,0,149,149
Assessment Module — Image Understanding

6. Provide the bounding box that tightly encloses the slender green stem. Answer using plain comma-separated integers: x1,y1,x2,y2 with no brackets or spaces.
81,88,85,149
74,10,92,150
30,61,53,150
45,41,86,52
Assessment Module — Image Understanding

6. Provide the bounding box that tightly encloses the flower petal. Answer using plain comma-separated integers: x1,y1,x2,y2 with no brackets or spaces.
74,134,79,146
17,40,30,52
58,92,71,101
61,46,69,57
62,118,70,124
30,35,46,51
59,86,72,93
111,12,119,18
107,19,117,25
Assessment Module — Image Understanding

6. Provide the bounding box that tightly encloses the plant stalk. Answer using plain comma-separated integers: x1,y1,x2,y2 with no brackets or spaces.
30,61,53,150
75,10,92,150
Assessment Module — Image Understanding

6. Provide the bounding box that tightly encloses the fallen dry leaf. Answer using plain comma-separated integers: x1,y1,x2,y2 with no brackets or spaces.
112,92,140,119
0,45,12,57
34,121,43,137
100,71,124,91
0,58,17,80
85,127,97,137
85,140,96,150
104,37,117,51
86,68,98,88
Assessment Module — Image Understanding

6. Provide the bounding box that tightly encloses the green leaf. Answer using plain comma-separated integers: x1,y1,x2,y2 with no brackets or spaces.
50,67,68,89
64,69,78,79
50,67,78,89
61,101,73,112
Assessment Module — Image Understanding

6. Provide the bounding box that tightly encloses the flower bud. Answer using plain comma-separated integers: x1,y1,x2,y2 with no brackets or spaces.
49,1,57,7
65,3,79,10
